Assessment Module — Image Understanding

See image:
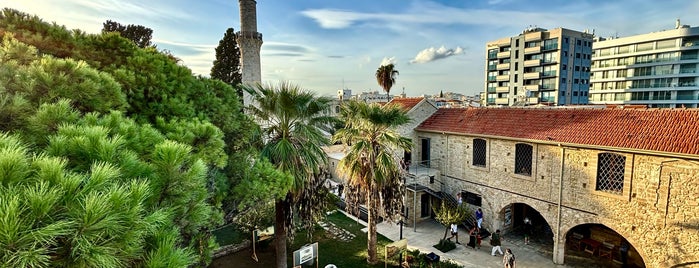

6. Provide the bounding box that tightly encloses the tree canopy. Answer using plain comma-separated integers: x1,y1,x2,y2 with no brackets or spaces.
333,100,412,264
375,63,399,100
102,19,153,48
211,28,242,99
0,9,261,266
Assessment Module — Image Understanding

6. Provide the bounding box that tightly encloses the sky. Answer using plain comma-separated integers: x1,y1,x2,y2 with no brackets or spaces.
4,0,699,97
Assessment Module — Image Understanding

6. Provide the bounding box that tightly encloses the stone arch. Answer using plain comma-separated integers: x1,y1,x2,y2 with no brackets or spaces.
560,219,647,267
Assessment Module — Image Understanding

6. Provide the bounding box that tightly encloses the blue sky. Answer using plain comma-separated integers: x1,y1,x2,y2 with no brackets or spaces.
4,0,699,97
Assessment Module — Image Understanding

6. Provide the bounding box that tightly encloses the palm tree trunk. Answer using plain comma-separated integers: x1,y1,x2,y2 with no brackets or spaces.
367,187,378,264
274,200,288,268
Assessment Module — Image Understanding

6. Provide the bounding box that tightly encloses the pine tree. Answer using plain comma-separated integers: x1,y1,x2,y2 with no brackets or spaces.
211,28,242,99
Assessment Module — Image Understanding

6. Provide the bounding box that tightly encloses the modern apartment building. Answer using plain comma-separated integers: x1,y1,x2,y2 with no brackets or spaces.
485,27,594,106
589,21,699,108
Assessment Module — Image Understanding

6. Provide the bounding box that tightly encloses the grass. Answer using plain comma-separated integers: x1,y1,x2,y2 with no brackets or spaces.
287,211,398,268
212,224,246,246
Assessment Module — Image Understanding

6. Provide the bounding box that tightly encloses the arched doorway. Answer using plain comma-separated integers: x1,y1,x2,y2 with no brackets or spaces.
565,224,645,267
500,203,554,249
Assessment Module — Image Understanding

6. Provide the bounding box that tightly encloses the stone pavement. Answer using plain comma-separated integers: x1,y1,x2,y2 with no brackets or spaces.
374,219,572,268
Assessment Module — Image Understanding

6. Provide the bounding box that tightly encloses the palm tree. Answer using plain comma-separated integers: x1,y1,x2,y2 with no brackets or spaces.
333,100,412,264
375,63,399,101
244,82,337,268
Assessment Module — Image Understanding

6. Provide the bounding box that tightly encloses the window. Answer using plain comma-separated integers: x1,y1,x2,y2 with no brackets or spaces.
596,153,625,194
472,139,486,167
462,191,482,206
514,143,533,176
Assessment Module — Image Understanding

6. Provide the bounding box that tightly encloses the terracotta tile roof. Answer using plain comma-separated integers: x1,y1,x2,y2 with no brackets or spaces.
388,97,424,111
416,107,699,156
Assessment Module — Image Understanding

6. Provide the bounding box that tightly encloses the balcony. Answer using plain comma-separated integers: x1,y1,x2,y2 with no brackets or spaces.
523,84,541,91
524,59,541,67
496,62,511,70
524,46,541,54
497,51,511,58
523,72,541,80
523,31,542,41
496,74,510,81
403,159,443,194
496,86,510,92
495,98,510,105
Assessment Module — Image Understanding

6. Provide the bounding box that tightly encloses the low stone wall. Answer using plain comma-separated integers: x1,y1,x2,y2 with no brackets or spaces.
212,240,251,259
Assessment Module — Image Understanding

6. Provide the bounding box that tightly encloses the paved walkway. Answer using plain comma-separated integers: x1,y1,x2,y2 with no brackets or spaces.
374,219,570,268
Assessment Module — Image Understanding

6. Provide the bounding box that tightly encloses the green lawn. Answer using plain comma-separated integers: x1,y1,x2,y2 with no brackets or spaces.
288,211,398,268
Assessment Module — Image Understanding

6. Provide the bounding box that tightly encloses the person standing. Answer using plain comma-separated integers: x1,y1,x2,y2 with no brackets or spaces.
476,208,483,229
456,192,463,206
503,248,516,268
619,240,630,267
491,230,504,256
523,217,532,245
447,223,460,244
467,226,477,250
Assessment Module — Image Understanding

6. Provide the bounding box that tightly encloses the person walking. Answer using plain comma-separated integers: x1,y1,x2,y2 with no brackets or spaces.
503,248,516,268
447,223,460,244
523,217,532,245
476,208,483,229
490,230,504,256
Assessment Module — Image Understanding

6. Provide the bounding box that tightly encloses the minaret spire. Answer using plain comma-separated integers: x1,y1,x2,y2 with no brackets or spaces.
237,0,263,106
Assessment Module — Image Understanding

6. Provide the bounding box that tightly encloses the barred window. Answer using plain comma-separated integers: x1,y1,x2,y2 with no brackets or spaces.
514,143,532,176
596,153,625,194
472,139,487,167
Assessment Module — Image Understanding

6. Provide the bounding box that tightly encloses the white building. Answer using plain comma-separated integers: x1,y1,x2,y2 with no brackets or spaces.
589,20,699,108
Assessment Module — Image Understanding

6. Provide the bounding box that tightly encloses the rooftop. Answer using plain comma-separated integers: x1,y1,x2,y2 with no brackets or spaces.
387,97,424,112
416,107,699,156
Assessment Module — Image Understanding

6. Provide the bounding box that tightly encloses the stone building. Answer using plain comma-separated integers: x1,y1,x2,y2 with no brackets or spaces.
236,0,263,107
409,106,699,267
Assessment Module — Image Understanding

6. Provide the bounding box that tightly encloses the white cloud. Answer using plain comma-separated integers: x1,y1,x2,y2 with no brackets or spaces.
380,57,396,66
410,46,464,64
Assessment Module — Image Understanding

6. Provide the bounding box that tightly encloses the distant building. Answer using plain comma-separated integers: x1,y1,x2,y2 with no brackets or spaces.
354,90,391,103
589,20,699,108
485,27,594,106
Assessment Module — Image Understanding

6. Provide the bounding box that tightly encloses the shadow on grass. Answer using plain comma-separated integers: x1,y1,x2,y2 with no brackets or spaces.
288,211,397,268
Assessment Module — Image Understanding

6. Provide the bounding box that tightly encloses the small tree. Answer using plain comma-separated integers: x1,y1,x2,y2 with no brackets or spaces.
433,202,469,240
232,158,293,262
211,28,242,99
102,20,153,48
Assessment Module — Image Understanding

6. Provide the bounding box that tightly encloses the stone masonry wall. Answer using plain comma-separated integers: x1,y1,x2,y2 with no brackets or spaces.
415,130,699,267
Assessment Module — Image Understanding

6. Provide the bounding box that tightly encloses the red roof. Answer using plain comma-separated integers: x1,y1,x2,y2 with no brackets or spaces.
388,97,424,111
416,107,699,156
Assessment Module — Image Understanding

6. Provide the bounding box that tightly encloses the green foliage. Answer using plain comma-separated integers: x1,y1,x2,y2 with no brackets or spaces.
433,201,470,240
433,239,456,253
245,82,338,266
102,19,153,48
0,9,261,266
0,35,128,114
375,63,399,98
332,99,412,263
211,28,242,98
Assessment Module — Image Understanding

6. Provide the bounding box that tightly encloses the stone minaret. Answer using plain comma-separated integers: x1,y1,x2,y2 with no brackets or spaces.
237,0,263,107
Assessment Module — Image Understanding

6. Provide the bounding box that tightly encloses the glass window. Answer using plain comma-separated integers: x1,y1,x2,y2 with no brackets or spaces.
637,42,653,52
656,39,676,49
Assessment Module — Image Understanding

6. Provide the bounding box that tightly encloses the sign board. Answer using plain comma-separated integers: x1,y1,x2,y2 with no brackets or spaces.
384,239,408,268
293,242,318,266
